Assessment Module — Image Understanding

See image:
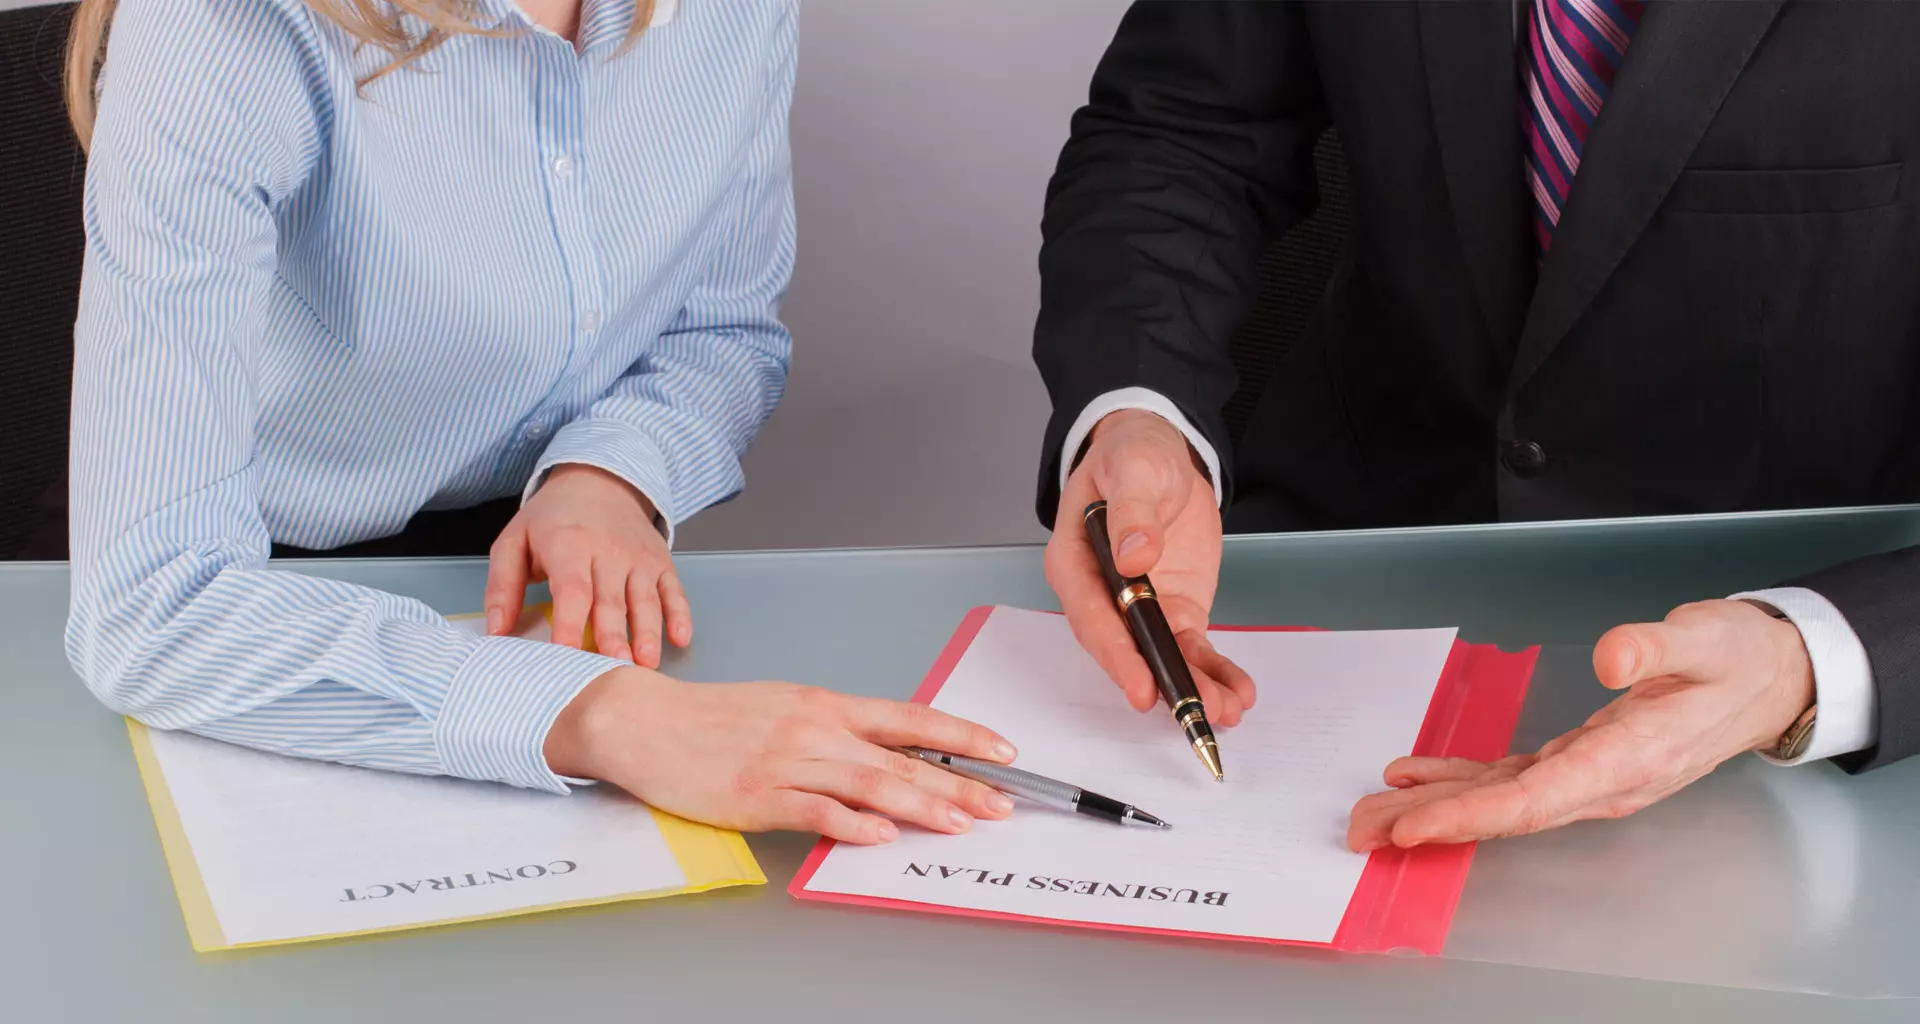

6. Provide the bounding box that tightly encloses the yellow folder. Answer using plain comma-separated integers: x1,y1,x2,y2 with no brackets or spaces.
126,603,764,952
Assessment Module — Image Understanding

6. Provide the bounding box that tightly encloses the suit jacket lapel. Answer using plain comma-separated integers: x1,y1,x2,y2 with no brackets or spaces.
1507,0,1785,395
1417,1,1531,351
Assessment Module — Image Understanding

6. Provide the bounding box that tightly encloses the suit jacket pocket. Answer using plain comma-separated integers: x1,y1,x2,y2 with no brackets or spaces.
1666,163,1902,214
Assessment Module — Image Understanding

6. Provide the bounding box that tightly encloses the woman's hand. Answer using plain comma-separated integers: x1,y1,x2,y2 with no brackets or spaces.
485,464,691,667
545,668,1020,844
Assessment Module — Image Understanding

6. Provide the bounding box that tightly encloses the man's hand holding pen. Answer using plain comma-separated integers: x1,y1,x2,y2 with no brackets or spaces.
1045,410,1257,725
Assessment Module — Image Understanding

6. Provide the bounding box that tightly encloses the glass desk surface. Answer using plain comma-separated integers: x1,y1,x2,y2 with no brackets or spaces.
5,506,1918,1022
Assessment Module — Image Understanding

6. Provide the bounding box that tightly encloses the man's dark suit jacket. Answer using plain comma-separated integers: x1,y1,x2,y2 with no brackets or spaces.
1032,1,1920,770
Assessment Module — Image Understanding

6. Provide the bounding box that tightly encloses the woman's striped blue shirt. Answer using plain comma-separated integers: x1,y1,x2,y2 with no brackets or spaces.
67,0,796,793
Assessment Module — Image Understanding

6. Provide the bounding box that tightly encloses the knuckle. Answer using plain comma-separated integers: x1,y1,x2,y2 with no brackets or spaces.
762,681,806,704
799,801,837,834
1512,790,1551,834
795,686,839,715
1670,600,1715,620
1623,753,1662,787
1599,795,1650,819
881,750,920,782
848,765,888,798
774,718,824,751
1104,638,1144,672
1625,632,1663,668
963,723,1001,750
729,768,768,803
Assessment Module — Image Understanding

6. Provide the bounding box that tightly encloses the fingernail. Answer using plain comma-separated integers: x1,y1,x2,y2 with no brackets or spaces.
992,739,1017,762
986,793,1014,816
486,610,505,635
1116,532,1148,559
947,808,973,832
875,821,898,843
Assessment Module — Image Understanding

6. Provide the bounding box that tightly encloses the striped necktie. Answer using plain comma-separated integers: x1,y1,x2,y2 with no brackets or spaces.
1523,0,1645,252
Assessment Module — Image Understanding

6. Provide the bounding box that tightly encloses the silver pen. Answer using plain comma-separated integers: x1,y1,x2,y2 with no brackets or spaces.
899,747,1171,829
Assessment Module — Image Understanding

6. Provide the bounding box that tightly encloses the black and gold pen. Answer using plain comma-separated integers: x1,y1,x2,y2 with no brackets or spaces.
1082,501,1225,781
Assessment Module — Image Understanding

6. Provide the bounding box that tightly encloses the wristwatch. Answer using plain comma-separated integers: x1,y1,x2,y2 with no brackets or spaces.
1766,702,1821,761
1741,599,1820,760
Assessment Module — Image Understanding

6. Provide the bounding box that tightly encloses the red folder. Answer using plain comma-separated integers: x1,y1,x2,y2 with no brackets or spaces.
789,606,1540,955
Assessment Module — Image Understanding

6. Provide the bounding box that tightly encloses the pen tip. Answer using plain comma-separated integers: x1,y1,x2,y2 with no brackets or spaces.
1126,808,1171,830
1193,736,1224,782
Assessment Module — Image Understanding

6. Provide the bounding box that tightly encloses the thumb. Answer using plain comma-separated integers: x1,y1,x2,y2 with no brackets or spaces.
483,523,531,637
1096,461,1188,581
1593,619,1713,690
1103,497,1163,579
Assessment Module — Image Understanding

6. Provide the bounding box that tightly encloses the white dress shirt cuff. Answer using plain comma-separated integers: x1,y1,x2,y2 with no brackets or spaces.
1732,587,1878,765
1059,388,1225,507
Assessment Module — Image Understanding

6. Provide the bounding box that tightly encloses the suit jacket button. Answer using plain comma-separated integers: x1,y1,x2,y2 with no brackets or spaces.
1502,439,1547,476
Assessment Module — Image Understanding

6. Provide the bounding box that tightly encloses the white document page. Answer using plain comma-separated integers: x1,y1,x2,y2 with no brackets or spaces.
146,615,688,946
801,607,1456,943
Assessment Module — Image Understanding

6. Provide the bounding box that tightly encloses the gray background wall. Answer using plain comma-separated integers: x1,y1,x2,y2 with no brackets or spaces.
676,0,1132,552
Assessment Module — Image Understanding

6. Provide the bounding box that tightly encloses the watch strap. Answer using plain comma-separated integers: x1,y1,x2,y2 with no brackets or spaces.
1739,599,1820,760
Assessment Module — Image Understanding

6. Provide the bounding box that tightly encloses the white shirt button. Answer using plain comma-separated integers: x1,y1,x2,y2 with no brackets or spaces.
522,422,547,442
579,309,602,333
551,154,575,179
